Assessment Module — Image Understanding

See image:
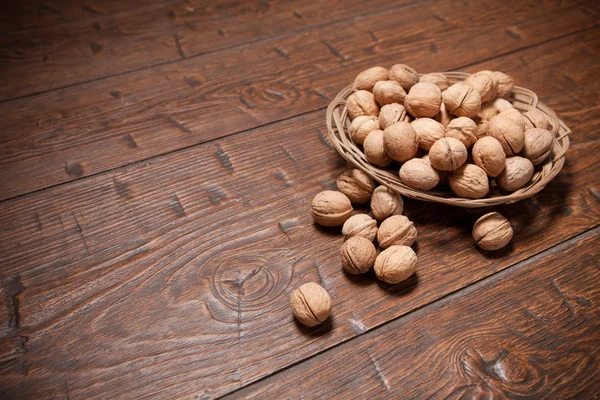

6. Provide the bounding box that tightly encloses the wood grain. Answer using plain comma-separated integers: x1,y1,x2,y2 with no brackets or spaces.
1,0,598,200
226,229,600,399
0,0,422,100
0,29,599,398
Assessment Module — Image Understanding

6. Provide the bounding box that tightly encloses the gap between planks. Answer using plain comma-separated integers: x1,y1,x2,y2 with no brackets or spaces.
0,24,596,206
218,225,600,399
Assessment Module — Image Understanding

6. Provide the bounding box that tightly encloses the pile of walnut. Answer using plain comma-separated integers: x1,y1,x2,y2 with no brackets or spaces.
348,65,554,197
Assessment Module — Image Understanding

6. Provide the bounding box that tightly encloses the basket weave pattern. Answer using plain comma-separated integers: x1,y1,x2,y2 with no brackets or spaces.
326,72,570,208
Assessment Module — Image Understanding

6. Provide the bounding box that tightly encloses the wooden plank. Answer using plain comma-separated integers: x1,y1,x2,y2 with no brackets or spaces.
225,229,600,399
0,0,598,200
0,29,599,398
0,0,422,101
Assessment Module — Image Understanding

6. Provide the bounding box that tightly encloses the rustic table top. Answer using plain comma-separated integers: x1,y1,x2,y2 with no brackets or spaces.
0,0,599,398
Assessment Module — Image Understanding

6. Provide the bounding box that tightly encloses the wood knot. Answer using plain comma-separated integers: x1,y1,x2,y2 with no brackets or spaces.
239,82,300,110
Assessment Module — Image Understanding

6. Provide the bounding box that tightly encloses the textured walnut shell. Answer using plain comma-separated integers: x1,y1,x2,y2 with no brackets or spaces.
337,169,376,204
419,72,450,91
445,117,478,148
479,98,514,120
342,214,378,241
465,71,498,103
371,186,403,221
311,190,353,227
405,82,443,118
422,154,449,184
388,64,419,91
383,121,418,162
290,282,332,327
364,130,392,167
347,90,379,120
374,245,417,284
523,109,552,130
472,212,513,251
399,158,439,191
522,128,553,165
496,156,534,192
488,115,525,156
443,82,482,118
429,137,468,172
473,116,488,139
491,71,514,98
340,236,377,275
435,102,453,127
448,164,489,199
412,118,445,151
498,108,526,130
350,116,380,145
377,215,417,249
379,103,408,130
472,136,506,177
373,80,407,106
353,66,388,91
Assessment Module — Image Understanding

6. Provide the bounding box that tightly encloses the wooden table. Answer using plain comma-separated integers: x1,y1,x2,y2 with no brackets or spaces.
1,0,599,398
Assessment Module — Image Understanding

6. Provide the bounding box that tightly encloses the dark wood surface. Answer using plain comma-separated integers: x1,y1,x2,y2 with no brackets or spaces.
0,0,599,399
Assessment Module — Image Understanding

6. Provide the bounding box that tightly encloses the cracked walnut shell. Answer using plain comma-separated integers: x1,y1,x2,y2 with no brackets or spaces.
340,236,377,275
488,114,525,156
443,82,482,118
448,164,489,199
377,215,417,249
342,214,378,242
429,137,468,172
311,190,353,227
350,116,380,145
371,186,403,221
405,82,443,118
347,90,379,120
290,282,332,327
353,66,388,91
379,103,408,130
337,169,376,204
472,212,513,251
374,245,417,284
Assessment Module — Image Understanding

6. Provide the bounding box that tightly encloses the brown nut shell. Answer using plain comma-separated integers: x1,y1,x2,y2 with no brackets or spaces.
371,186,403,221
311,190,353,227
419,72,450,91
496,156,534,192
522,128,553,165
379,103,408,130
472,136,506,177
342,214,378,241
498,108,527,130
412,118,445,151
429,137,468,172
340,236,377,275
472,212,513,251
374,245,417,284
465,71,498,103
349,116,380,145
445,117,478,148
479,98,514,120
290,282,332,327
448,164,489,199
488,115,525,156
364,129,392,167
377,215,417,249
383,121,419,162
399,158,440,191
443,82,482,118
404,82,443,118
347,90,379,120
491,71,514,98
353,66,388,91
388,64,419,91
523,109,552,130
373,80,407,106
337,169,376,204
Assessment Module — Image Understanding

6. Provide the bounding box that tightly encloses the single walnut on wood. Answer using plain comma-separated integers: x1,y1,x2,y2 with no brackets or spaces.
443,82,482,118
429,137,468,171
377,215,417,249
290,282,332,327
388,64,420,91
373,80,406,106
347,90,379,120
311,190,353,227
405,83,443,118
353,66,388,91
371,186,403,221
349,116,379,145
342,214,378,242
472,212,513,251
379,103,408,130
337,169,376,204
412,118,445,151
399,158,440,191
496,156,534,192
374,245,417,284
445,117,478,148
364,130,392,167
340,236,377,274
383,121,419,162
522,128,553,165
448,164,489,199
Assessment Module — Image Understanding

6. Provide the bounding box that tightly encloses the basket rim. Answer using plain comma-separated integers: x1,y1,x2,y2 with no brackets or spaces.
325,71,570,208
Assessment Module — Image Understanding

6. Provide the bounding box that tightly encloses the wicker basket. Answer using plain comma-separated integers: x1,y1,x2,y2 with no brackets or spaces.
326,71,570,208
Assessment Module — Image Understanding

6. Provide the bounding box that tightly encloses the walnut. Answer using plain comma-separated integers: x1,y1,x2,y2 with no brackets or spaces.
388,64,419,91
350,116,380,145
479,98,514,120
364,129,392,167
491,71,514,98
405,82,443,118
377,215,417,249
311,190,353,227
337,169,376,204
399,158,439,191
419,72,450,91
342,214,378,242
340,236,377,275
523,109,552,130
347,90,379,120
374,245,417,284
373,80,406,106
290,282,332,327
412,118,445,151
465,71,498,103
379,103,408,130
472,212,513,251
371,186,403,221
445,117,478,148
473,116,488,139
472,136,506,177
522,128,553,165
429,137,468,171
422,154,449,184
353,66,388,91
443,82,481,118
497,156,534,192
448,164,489,199
383,121,419,162
488,114,525,156
435,102,453,127
498,108,526,130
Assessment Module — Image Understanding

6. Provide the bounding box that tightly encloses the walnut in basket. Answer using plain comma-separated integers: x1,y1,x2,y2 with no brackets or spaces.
364,129,392,167
412,118,445,151
522,128,553,165
405,83,443,118
429,137,468,171
465,71,498,103
347,90,379,120
448,164,489,199
472,136,506,177
373,80,406,106
379,103,408,130
488,114,525,156
491,71,514,98
353,66,388,91
349,116,380,145
383,121,419,162
496,156,534,192
445,117,478,148
399,158,440,191
388,64,419,91
419,73,450,91
443,82,481,118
